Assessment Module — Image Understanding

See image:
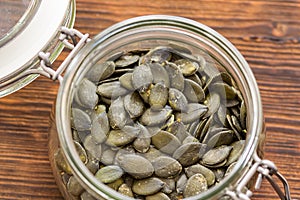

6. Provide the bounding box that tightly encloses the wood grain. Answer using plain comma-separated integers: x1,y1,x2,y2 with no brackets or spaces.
0,0,299,199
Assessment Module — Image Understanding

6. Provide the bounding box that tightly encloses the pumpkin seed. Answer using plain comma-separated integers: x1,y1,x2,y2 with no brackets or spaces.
119,73,135,91
203,92,220,118
76,78,98,109
80,191,97,200
86,61,115,83
132,177,165,195
72,108,92,131
175,59,199,76
184,164,215,186
133,123,151,153
139,146,165,162
95,165,124,184
140,107,172,126
132,64,153,90
167,121,189,142
83,135,102,160
124,92,145,119
91,111,109,144
115,54,139,68
106,126,140,147
173,142,207,167
151,130,181,155
141,46,172,64
146,192,171,200
108,97,129,129
149,83,169,110
183,79,205,103
205,130,235,149
97,81,129,99
240,100,247,130
165,61,185,91
149,63,170,87
67,176,85,196
118,183,134,198
100,148,116,165
202,145,232,166
161,178,176,194
182,135,199,144
175,103,208,124
117,154,154,179
176,173,188,194
226,140,245,166
107,178,124,190
152,156,182,178
183,173,208,198
168,88,188,111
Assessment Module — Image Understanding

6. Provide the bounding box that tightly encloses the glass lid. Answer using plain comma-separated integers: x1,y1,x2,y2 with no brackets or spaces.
0,0,75,97
0,0,39,46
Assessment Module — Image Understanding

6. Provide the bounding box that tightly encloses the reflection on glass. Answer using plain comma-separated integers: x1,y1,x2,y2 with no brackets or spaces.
0,0,38,46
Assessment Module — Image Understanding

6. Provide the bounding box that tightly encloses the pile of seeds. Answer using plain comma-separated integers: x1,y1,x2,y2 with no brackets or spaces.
55,46,247,200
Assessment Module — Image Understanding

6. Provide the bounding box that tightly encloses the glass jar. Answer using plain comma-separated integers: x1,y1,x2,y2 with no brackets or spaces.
47,15,289,200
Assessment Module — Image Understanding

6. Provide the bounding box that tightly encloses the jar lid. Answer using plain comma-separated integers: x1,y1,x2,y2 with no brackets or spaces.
0,0,75,97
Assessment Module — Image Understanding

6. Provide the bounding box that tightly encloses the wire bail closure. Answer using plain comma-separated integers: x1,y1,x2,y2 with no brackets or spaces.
7,27,91,85
225,153,291,200
38,27,91,83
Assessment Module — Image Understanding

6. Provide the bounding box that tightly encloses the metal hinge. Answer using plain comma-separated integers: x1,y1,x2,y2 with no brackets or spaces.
225,153,291,200
19,27,91,83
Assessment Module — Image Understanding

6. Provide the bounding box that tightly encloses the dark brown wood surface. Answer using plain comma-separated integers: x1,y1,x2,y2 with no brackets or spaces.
0,0,300,199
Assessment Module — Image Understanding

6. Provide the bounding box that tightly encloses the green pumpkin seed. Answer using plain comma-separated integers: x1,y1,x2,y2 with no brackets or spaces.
184,164,215,186
152,156,182,178
203,92,220,118
106,126,140,147
124,92,145,119
139,146,165,162
118,154,154,179
213,168,226,183
86,61,115,83
151,130,181,155
83,135,102,160
132,64,153,90
225,162,236,177
149,83,169,110
54,148,72,174
91,111,109,144
141,47,172,64
72,108,92,131
182,135,199,144
76,78,98,109
149,63,170,88
118,183,134,198
95,165,124,184
80,191,97,200
183,79,205,103
168,88,188,111
67,176,84,196
108,97,129,129
167,121,189,142
176,173,188,194
86,157,100,174
119,73,135,91
165,61,185,91
100,148,116,165
161,178,176,194
132,177,165,195
115,54,139,68
107,178,124,190
133,123,151,153
146,192,171,200
183,173,208,198
140,107,172,126
205,130,235,149
226,140,245,166
240,100,247,129
97,81,129,99
175,59,199,76
202,145,232,166
175,103,208,124
226,114,242,140
187,74,203,87
173,142,207,167
213,82,237,100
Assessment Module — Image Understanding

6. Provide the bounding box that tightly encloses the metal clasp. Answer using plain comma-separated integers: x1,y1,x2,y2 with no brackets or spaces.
17,27,91,84
225,152,291,200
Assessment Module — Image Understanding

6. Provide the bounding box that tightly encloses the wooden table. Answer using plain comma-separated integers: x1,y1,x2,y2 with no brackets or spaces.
0,0,299,199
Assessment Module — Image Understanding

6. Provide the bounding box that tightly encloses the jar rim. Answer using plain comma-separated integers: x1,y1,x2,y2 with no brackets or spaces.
56,15,264,199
